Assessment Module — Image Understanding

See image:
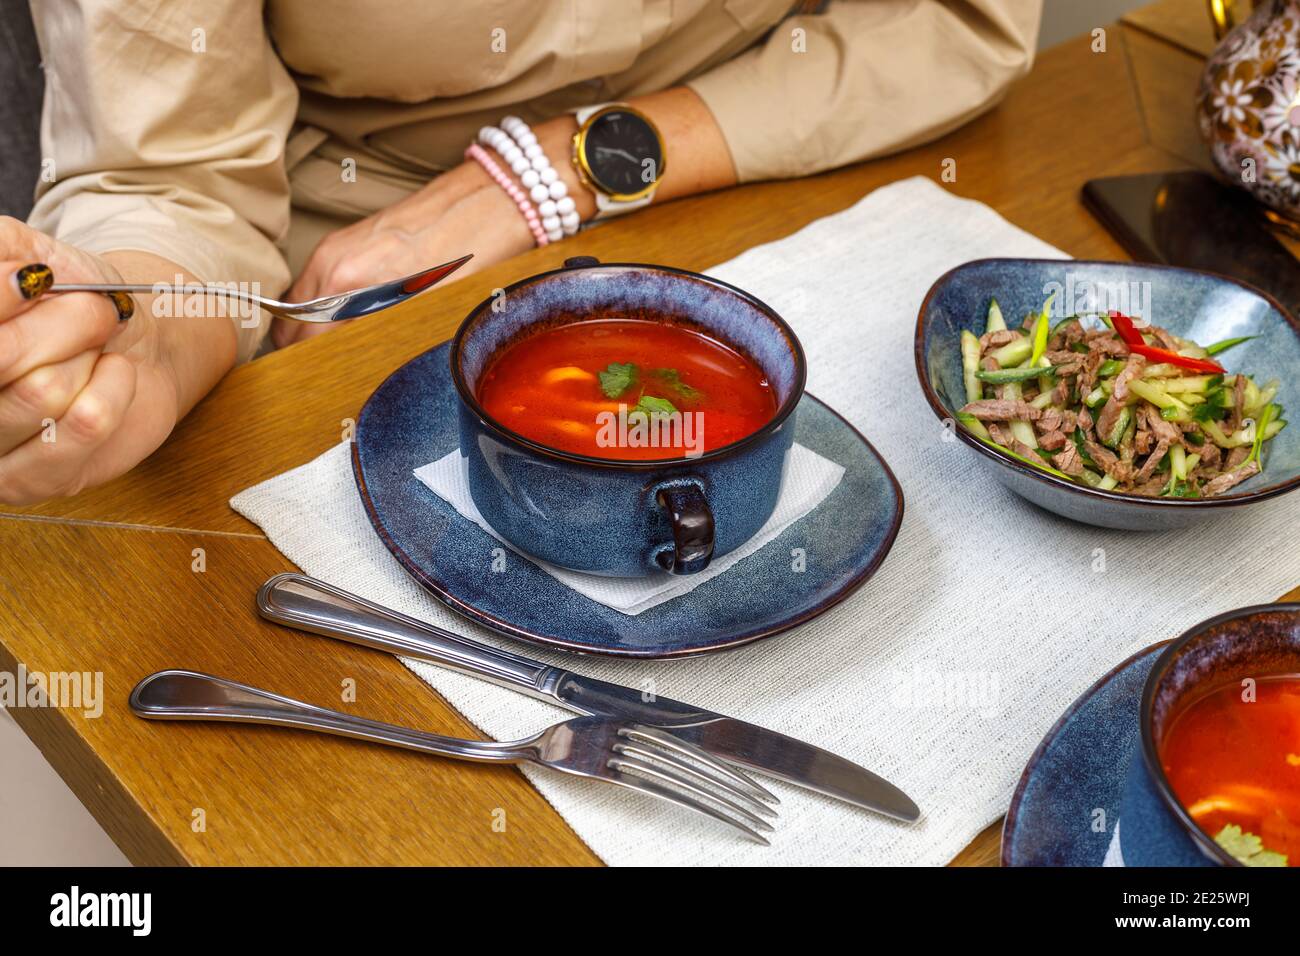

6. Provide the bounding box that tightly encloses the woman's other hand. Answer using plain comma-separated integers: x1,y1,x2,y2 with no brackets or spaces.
274,161,537,348
276,88,735,350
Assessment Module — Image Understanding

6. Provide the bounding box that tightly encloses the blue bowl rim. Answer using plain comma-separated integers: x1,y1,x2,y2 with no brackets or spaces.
913,257,1300,511
449,260,808,470
1137,601,1300,867
1000,638,1171,867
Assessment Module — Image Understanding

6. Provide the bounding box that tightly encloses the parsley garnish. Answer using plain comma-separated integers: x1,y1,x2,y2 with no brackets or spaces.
634,395,678,416
652,368,702,400
1214,824,1288,867
598,362,638,399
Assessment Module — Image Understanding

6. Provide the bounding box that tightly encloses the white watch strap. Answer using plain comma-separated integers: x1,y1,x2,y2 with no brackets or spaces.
572,102,658,221
594,191,652,220
573,103,606,125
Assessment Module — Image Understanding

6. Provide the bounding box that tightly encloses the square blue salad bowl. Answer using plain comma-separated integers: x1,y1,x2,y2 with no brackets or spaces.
914,258,1300,530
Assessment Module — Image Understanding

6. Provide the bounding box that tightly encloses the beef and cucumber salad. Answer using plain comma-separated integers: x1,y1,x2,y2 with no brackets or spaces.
957,298,1286,498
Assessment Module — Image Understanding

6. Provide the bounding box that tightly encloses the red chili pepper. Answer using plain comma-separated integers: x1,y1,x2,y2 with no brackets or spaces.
1107,311,1224,374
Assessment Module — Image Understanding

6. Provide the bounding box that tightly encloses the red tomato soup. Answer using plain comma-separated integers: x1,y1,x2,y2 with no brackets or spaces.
1160,676,1300,866
476,319,778,460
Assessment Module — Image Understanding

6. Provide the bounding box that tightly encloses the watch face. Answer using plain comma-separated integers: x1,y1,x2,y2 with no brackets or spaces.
582,109,663,197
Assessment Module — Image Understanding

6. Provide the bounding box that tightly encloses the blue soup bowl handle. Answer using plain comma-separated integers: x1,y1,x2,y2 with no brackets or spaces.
654,481,714,574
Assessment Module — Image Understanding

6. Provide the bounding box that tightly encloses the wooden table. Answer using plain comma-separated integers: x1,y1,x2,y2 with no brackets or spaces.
2,0,1295,866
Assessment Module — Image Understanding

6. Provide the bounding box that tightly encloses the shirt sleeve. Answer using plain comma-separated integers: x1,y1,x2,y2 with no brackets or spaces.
687,0,1043,183
26,1,299,363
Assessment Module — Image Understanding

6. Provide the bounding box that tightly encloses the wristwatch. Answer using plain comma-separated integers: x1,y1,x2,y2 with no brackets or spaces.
570,103,666,220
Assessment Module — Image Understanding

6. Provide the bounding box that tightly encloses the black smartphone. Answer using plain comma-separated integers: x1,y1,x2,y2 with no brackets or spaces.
1081,171,1300,318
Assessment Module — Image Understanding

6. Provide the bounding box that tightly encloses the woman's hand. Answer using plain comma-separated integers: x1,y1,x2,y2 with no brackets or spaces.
277,88,736,349
274,161,537,348
0,218,230,506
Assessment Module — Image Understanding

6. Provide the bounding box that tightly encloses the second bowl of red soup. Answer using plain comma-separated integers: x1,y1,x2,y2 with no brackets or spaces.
451,258,806,576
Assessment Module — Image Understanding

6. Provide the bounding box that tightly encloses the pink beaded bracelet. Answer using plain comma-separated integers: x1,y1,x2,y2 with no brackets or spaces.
465,143,549,247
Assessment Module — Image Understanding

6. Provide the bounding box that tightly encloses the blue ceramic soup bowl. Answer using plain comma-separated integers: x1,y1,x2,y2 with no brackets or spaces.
915,258,1300,530
450,257,806,577
1118,603,1300,866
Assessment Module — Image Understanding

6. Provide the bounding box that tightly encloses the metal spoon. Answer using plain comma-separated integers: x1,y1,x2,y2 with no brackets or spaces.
49,253,472,323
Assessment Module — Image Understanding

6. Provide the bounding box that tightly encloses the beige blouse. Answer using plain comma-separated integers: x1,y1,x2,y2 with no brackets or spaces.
28,0,1042,361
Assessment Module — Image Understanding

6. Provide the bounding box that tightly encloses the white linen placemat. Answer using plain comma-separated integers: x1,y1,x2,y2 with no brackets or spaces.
232,176,1300,866
413,444,844,615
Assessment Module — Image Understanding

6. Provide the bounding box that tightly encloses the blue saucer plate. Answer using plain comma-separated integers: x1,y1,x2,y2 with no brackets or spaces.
351,342,904,658
1002,641,1170,866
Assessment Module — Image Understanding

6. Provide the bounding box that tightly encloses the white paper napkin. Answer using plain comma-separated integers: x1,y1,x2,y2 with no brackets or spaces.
412,444,844,615
232,176,1300,866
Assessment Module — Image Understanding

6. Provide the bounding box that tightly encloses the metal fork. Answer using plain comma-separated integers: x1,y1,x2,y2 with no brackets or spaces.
130,670,779,843
49,254,472,323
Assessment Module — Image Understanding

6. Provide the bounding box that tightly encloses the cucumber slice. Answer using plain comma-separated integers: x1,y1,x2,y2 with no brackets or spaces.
975,363,1065,384
986,298,1006,333
956,411,990,440
990,336,1032,368
1162,375,1217,394
1128,378,1190,413
1169,443,1187,482
1009,420,1038,448
961,330,982,404
1028,294,1054,367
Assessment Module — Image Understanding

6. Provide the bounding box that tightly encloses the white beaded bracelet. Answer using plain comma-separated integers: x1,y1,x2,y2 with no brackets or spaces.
478,116,579,242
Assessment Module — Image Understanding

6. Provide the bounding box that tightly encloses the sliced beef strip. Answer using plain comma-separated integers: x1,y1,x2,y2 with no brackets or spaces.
1077,350,1105,395
1052,442,1084,476
1037,408,1062,433
1077,406,1093,434
1144,403,1182,444
1133,474,1171,496
961,399,1042,421
1088,337,1130,357
1151,326,1182,352
1037,430,1068,451
1095,395,1126,441
979,329,1020,353
1047,319,1086,353
986,422,1013,445
1083,438,1121,475
1224,445,1250,470
1204,460,1261,496
1198,440,1221,470
1134,437,1170,483
1043,350,1083,375
1012,440,1050,467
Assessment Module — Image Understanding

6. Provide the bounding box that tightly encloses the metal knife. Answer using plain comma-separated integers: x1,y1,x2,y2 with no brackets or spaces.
256,573,920,822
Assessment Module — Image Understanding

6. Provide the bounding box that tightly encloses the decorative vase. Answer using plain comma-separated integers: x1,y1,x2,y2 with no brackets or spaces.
1197,0,1300,230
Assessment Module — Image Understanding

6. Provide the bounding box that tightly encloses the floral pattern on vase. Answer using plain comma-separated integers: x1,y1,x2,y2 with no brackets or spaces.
1197,0,1300,223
